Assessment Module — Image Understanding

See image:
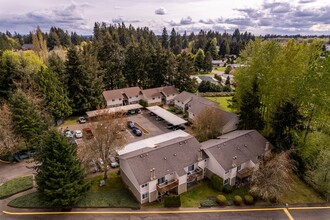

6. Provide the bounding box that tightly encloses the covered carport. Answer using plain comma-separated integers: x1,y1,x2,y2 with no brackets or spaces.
146,106,187,126
86,104,142,118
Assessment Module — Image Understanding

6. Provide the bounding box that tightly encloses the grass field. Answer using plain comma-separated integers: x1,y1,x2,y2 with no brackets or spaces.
213,67,226,72
0,175,33,199
279,175,325,204
206,96,233,112
9,173,139,209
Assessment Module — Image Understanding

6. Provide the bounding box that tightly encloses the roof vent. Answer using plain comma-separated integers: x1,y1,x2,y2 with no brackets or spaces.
173,153,177,156
140,155,143,158
244,144,247,147
164,157,167,160
184,141,187,144
146,153,149,156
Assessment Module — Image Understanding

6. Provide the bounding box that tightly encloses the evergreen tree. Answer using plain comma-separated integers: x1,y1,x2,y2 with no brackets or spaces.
175,52,197,92
161,27,169,49
9,90,47,145
237,77,264,131
270,101,304,151
36,129,89,209
182,31,188,49
204,51,213,72
219,39,230,57
169,28,177,52
37,68,72,121
194,48,205,72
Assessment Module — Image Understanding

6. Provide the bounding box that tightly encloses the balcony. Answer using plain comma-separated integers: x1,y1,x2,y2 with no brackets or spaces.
236,167,253,179
157,179,179,194
187,167,203,181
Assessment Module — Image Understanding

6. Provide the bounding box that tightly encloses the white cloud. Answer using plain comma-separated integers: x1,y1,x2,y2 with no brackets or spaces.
155,7,166,15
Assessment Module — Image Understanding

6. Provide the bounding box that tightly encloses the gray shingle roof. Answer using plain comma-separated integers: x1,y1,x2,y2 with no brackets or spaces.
120,136,204,185
201,130,272,171
174,91,194,103
142,88,163,99
161,86,179,97
103,86,141,101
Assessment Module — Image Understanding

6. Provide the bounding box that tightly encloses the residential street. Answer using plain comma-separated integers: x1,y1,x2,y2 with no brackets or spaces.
2,207,330,220
0,160,35,181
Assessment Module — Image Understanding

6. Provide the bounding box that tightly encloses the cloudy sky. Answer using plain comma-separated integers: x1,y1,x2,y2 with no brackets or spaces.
0,0,329,35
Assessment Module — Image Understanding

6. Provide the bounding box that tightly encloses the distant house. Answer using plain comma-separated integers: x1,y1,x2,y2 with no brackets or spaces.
103,86,179,108
198,76,220,85
102,86,142,108
212,60,225,67
174,91,238,134
119,135,207,204
201,130,272,186
325,44,330,51
21,44,33,51
142,86,179,106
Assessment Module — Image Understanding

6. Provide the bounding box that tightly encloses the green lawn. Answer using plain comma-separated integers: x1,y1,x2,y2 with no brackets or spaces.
206,96,233,112
61,117,79,127
279,175,325,204
0,175,33,199
9,173,139,209
213,67,226,72
192,72,214,76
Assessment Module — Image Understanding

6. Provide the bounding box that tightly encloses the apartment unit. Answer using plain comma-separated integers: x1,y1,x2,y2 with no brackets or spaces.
201,130,272,186
174,91,238,134
103,86,179,108
119,135,207,204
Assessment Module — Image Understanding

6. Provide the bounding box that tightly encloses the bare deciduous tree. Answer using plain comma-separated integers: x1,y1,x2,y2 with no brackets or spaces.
192,107,226,142
250,150,296,202
0,103,22,157
87,112,127,180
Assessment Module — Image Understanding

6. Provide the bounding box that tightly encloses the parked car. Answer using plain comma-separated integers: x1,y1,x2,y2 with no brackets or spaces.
128,109,137,115
77,117,87,124
88,160,99,173
108,156,119,168
166,123,174,129
150,112,156,116
82,128,94,139
155,116,164,121
174,125,186,130
127,121,135,129
65,130,74,138
75,130,83,138
132,127,142,136
135,109,142,114
96,158,110,171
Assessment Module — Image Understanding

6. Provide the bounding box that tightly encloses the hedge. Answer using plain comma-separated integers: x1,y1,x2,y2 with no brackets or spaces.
244,195,254,205
199,92,235,97
164,195,181,208
216,195,227,206
222,184,233,194
210,175,224,192
233,195,243,206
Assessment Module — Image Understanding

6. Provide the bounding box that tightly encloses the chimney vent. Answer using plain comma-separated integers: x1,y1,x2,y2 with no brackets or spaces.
150,169,153,180
232,156,237,168
153,168,156,179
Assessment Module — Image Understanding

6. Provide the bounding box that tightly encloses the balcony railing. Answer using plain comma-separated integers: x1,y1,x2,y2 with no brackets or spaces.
156,179,179,193
187,167,203,181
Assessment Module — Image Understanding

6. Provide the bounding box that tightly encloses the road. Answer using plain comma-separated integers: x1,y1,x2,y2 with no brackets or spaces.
2,207,330,220
0,160,35,181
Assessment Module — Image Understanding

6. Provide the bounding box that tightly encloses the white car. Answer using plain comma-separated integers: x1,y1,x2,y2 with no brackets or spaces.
65,130,74,138
75,130,83,138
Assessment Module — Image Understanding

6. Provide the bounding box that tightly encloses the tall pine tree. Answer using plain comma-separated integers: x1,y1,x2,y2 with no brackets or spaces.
36,129,89,209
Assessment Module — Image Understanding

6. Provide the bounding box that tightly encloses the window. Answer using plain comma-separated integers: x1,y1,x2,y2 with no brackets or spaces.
129,96,132,98
257,155,262,160
112,99,115,102
158,177,165,184
142,193,148,200
152,98,155,100
224,178,229,185
141,183,148,188
136,95,138,98
188,164,195,172
225,170,230,174
119,98,122,101
237,165,242,171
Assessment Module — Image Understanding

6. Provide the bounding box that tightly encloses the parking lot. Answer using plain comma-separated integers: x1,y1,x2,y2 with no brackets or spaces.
59,109,190,145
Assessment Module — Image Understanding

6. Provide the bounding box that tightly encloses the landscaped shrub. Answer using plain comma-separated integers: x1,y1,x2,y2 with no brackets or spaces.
210,175,224,192
244,195,254,205
164,195,181,208
222,184,233,194
167,106,176,113
233,195,243,206
200,196,217,207
216,195,227,206
139,99,148,108
175,108,183,114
